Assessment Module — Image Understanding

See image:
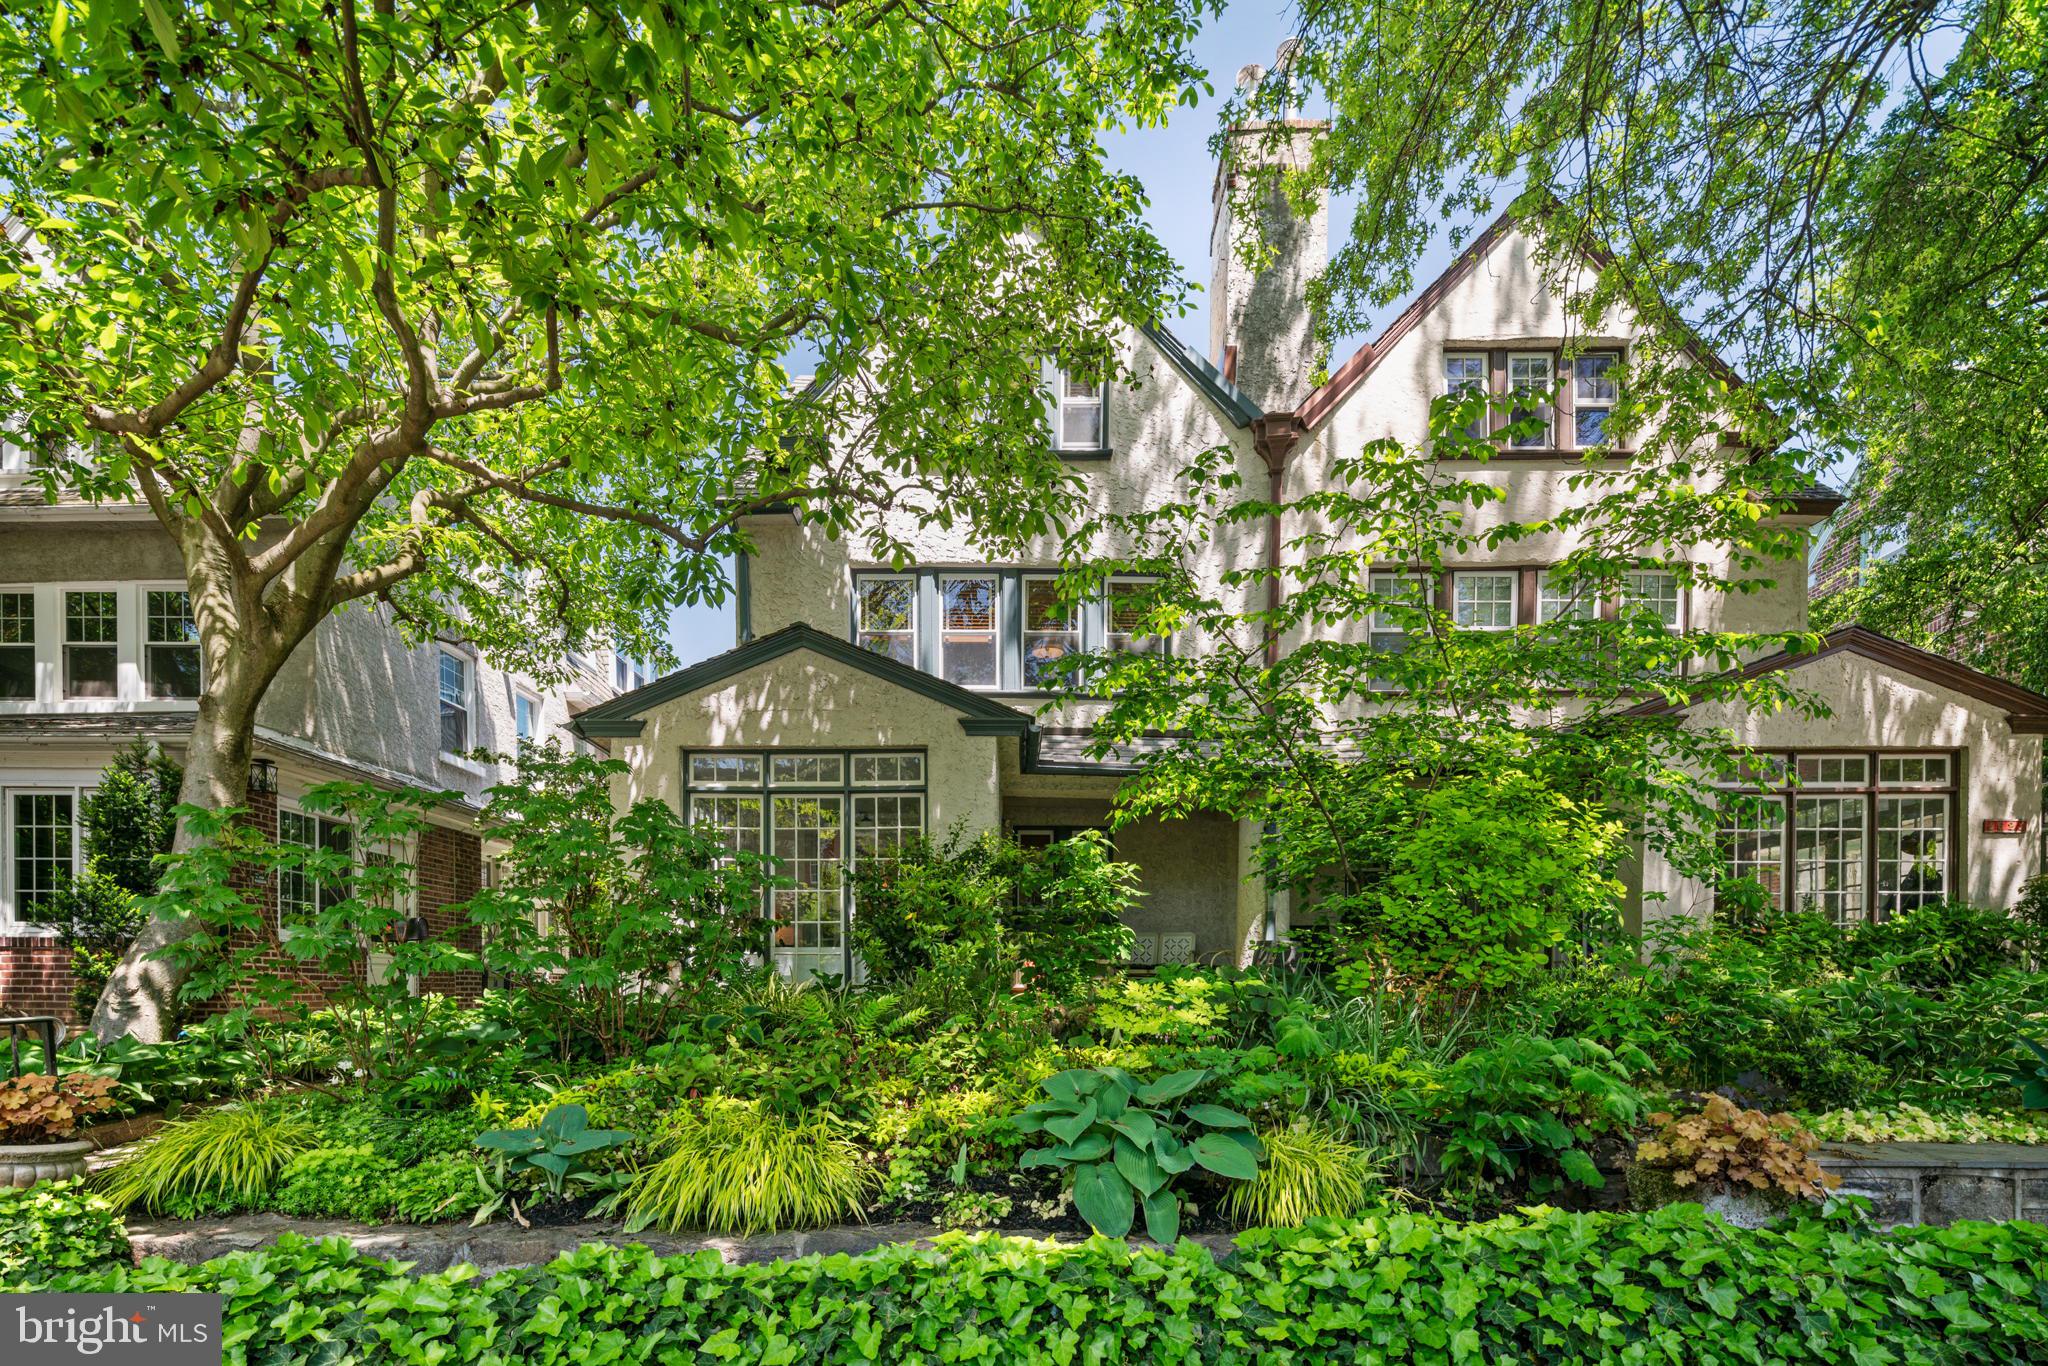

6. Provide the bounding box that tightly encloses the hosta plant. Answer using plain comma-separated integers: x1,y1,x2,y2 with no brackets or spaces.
473,1103,634,1199
2009,1033,2048,1110
1013,1066,1261,1242
1631,1095,1839,1205
0,1072,118,1143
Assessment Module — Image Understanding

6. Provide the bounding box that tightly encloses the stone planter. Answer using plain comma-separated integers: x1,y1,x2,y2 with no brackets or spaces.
1624,1161,1796,1227
0,1138,96,1188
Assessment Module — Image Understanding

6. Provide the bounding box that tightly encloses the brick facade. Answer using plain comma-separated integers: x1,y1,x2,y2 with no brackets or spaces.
1,781,487,1027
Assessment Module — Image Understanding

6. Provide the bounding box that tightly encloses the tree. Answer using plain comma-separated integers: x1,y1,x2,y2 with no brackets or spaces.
48,741,182,1015
0,0,1209,1038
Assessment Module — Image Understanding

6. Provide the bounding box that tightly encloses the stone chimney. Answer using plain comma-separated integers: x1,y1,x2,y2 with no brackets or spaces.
1208,40,1329,413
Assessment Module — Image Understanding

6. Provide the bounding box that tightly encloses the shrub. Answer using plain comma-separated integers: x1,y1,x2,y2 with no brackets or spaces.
44,741,179,1015
626,1098,873,1235
0,1181,130,1283
270,1145,402,1222
1630,1096,1838,1209
1846,901,2023,987
99,1104,316,1214
0,1071,118,1142
473,1103,634,1199
1223,1122,1377,1228
1013,1066,1260,1242
1800,1103,2048,1144
385,1151,484,1224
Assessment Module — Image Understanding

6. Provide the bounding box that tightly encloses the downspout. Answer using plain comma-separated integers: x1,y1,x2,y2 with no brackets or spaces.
1250,413,1304,666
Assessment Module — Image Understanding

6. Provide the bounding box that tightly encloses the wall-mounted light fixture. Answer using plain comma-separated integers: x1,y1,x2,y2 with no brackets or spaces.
248,757,279,795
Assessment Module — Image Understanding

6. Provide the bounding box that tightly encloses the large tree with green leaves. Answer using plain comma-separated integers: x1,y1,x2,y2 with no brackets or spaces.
0,0,1208,1038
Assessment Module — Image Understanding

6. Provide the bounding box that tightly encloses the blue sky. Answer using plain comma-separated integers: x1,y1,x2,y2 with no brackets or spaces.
663,1,1482,668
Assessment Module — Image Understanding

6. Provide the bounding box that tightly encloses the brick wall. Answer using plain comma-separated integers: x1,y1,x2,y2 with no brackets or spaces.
0,936,74,1021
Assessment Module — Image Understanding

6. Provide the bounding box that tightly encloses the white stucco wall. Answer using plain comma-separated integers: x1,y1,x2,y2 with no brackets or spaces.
1642,651,2045,921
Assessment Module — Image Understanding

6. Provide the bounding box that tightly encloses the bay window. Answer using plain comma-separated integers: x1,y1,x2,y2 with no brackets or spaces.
852,568,1165,690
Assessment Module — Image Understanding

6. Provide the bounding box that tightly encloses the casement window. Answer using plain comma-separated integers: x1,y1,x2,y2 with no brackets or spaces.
514,692,538,744
939,574,1000,688
853,574,917,666
63,590,119,699
1621,571,1683,629
1507,354,1554,448
277,805,353,922
1717,751,1956,925
1022,576,1081,688
144,590,201,699
1105,577,1162,656
684,748,926,983
1572,352,1620,448
1367,572,1428,690
1453,571,1517,630
0,591,33,700
1441,353,1489,440
437,649,472,755
6,789,78,922
1534,571,1598,624
1053,369,1106,452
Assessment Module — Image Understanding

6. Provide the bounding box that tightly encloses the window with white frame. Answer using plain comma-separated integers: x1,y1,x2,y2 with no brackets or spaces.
63,590,118,699
1368,571,1427,689
145,589,201,699
1053,370,1106,451
939,574,999,687
1507,354,1554,448
1441,353,1489,441
514,692,538,744
277,805,353,922
1716,751,1955,925
1572,351,1620,448
1535,570,1598,623
1022,577,1080,687
1105,577,1161,656
1453,571,1517,630
0,592,33,700
437,649,472,755
8,790,77,921
854,574,916,665
1622,570,1682,629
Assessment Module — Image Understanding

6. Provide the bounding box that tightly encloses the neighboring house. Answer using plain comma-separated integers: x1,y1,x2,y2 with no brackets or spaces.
0,479,629,1020
571,47,2047,979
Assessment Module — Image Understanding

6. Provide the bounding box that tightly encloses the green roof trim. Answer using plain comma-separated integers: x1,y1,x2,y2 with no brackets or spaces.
570,622,1034,739
1141,323,1263,429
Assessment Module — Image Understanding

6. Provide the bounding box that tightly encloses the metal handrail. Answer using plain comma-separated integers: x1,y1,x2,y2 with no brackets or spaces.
2,1015,62,1078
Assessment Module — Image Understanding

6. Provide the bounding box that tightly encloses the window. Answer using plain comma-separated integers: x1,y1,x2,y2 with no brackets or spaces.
773,796,844,954
63,590,118,698
690,794,764,857
771,754,845,786
437,650,471,755
1453,571,1516,630
277,807,353,922
1535,571,1597,623
1022,577,1081,687
852,753,924,785
1507,353,1554,448
613,651,648,692
9,791,75,918
690,754,764,788
144,589,201,699
1622,571,1682,629
1572,351,1620,448
939,574,999,687
1053,370,1105,451
1717,750,1956,924
514,693,538,744
853,792,924,860
1105,577,1161,656
1368,572,1426,689
1441,353,1489,441
0,592,32,700
854,575,916,665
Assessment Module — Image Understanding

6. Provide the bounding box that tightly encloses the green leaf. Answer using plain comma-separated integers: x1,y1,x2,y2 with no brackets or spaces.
1113,1134,1165,1195
141,0,181,61
1558,1148,1605,1188
1134,1070,1209,1105
1110,1110,1158,1149
1071,1161,1134,1238
1041,1070,1098,1106
1188,1131,1261,1181
1045,1097,1098,1147
1182,1103,1254,1130
1141,1185,1179,1244
1051,1134,1111,1163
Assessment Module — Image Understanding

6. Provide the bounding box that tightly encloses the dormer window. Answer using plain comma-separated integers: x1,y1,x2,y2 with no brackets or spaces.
1052,370,1106,453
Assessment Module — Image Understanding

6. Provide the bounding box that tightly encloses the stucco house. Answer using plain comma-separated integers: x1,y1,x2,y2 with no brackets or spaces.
571,58,2047,980
0,473,641,1019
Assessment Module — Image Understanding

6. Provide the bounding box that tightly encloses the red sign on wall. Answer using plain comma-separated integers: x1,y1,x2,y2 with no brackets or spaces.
1982,818,2030,834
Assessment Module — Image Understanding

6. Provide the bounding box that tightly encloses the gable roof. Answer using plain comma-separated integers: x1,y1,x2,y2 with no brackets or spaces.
1622,624,2048,733
570,622,1034,740
1140,323,1263,429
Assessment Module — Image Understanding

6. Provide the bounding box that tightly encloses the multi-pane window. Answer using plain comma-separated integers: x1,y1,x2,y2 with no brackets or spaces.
690,794,764,857
613,651,648,692
1368,572,1426,690
1453,571,1516,630
1053,370,1106,451
852,753,924,785
145,590,201,699
773,796,844,953
853,792,924,859
1717,751,1956,925
1507,354,1554,448
1535,571,1598,623
0,592,32,700
854,575,916,665
10,792,75,916
1441,353,1489,440
1105,578,1161,656
939,574,999,687
690,753,764,788
1622,571,1682,629
1023,577,1081,687
437,650,471,755
514,693,538,744
277,808,353,922
63,590,118,698
1572,352,1620,448
771,753,845,786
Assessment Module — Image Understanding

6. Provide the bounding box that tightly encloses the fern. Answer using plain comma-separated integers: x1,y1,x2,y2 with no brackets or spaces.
1223,1123,1379,1228
625,1098,873,1235
99,1104,316,1214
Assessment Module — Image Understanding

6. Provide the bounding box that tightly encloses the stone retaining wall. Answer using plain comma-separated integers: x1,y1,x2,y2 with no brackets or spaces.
1819,1141,2048,1227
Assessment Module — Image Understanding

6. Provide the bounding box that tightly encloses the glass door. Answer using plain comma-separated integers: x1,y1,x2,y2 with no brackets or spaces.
771,795,844,982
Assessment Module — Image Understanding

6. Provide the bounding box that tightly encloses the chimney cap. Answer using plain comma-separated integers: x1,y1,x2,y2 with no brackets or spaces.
1235,62,1264,91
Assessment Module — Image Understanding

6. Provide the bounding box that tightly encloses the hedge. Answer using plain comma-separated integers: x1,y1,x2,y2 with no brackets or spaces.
10,1206,2048,1364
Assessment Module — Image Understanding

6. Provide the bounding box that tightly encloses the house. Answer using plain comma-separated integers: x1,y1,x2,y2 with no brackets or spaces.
0,470,637,1020
571,47,2046,980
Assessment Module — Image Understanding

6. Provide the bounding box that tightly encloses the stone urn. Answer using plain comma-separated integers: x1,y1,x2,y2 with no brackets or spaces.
0,1137,96,1188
